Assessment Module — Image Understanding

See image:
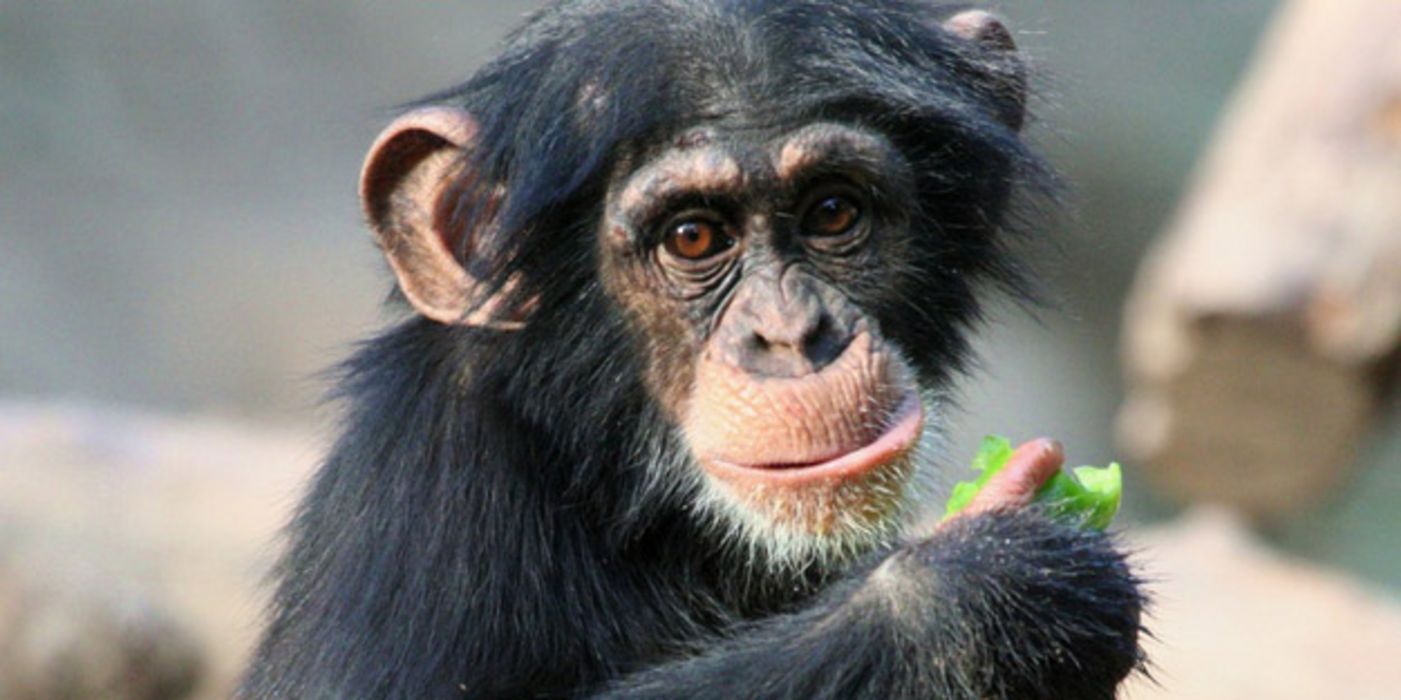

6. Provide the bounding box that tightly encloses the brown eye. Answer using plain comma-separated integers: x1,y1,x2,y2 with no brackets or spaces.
803,195,861,237
664,219,732,261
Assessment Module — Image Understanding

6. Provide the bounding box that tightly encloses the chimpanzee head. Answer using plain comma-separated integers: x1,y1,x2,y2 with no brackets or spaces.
356,1,1043,568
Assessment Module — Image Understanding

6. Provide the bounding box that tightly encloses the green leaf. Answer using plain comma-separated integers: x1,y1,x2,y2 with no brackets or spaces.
942,435,1123,531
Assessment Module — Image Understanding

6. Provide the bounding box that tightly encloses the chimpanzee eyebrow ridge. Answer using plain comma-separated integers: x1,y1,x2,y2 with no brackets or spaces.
613,148,748,229
774,123,904,182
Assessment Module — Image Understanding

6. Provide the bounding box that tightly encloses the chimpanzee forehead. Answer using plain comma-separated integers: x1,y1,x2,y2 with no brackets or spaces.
611,122,899,224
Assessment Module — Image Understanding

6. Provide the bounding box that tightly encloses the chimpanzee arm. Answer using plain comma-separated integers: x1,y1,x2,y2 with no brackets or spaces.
597,509,1143,700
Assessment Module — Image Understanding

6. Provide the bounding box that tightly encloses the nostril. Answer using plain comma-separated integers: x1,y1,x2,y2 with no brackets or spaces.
802,315,847,370
803,314,831,350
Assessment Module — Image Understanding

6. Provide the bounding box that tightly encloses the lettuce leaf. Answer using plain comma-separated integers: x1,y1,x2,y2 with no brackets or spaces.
943,435,1122,530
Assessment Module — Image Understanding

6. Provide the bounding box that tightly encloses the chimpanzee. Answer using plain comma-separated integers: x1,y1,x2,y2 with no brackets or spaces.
242,2,1143,698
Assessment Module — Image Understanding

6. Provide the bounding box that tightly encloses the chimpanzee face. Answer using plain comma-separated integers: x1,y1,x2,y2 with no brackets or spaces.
598,122,933,554
354,4,1029,566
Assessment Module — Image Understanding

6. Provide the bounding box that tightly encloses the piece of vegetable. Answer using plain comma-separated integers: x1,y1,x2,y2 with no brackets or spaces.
943,435,1122,530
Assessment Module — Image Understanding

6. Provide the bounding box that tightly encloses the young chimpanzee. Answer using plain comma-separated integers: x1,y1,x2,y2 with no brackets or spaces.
242,1,1143,698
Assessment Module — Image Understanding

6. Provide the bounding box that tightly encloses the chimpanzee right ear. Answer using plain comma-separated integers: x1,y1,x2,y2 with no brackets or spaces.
359,107,527,329
940,8,1027,132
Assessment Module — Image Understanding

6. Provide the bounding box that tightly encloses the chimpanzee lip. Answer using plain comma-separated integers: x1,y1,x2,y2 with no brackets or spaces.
703,392,924,487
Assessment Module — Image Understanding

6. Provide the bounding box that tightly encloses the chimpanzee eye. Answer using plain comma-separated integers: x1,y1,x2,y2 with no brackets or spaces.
802,195,862,237
663,219,734,261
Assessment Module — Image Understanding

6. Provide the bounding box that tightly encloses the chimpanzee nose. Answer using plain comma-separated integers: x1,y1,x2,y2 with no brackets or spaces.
737,291,851,378
742,311,847,377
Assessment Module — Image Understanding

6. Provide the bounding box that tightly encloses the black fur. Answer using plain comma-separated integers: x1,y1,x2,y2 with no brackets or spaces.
241,2,1142,698
602,509,1141,700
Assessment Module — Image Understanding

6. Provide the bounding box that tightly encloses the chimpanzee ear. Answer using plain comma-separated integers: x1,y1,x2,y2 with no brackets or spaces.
941,9,1027,131
359,106,527,329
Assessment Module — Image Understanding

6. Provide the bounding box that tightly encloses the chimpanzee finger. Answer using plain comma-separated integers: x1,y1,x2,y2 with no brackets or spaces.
960,438,1064,517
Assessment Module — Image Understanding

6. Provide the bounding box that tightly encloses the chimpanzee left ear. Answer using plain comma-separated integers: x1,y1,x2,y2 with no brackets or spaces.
941,9,1027,131
359,106,529,329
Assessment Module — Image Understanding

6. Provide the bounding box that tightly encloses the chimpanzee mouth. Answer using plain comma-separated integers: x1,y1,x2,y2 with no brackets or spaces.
703,392,924,487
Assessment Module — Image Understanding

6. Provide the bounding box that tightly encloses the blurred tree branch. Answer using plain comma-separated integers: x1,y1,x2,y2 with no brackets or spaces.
1119,0,1401,521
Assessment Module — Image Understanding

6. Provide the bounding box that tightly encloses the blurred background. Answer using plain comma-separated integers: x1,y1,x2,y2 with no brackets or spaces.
2,1,1398,698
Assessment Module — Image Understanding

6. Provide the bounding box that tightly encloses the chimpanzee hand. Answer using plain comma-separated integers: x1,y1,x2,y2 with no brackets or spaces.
885,438,1142,698
946,437,1068,519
